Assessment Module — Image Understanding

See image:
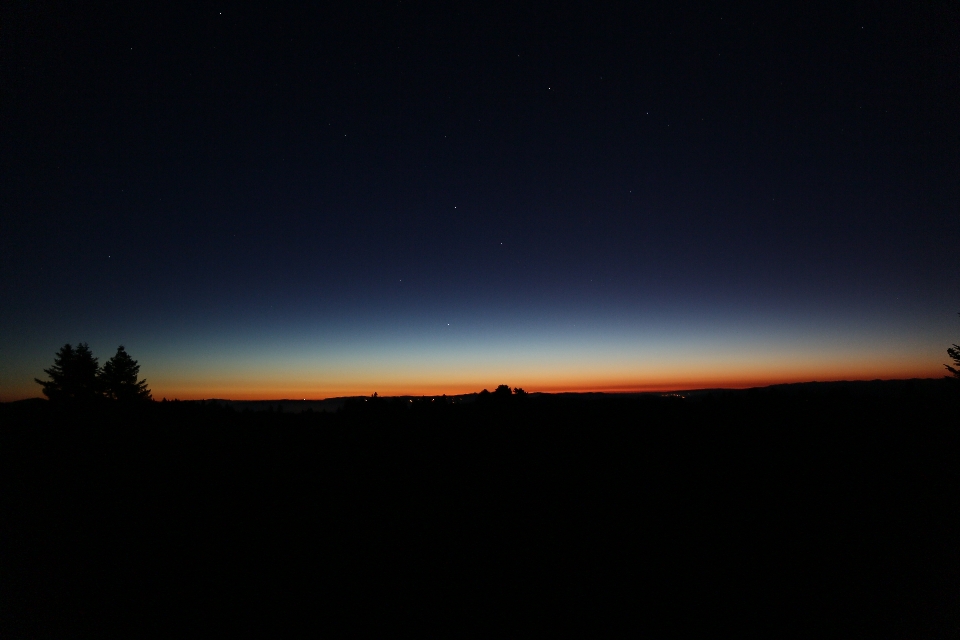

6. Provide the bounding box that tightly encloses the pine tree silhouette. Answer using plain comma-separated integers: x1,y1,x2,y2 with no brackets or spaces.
945,312,960,380
101,346,152,402
34,343,101,405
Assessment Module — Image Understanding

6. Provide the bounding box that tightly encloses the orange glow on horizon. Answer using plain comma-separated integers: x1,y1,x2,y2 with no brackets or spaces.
141,362,941,401
4,356,944,402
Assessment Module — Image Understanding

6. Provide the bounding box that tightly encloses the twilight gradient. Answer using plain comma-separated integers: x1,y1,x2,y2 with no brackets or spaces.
2,284,950,401
1,3,957,400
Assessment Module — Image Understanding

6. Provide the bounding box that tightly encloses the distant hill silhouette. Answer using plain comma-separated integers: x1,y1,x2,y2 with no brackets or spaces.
1,378,957,637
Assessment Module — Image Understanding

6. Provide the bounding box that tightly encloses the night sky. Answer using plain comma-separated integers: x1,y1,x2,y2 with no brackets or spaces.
2,1,958,400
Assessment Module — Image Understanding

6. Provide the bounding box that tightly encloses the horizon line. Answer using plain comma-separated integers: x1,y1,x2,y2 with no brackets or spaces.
5,376,947,404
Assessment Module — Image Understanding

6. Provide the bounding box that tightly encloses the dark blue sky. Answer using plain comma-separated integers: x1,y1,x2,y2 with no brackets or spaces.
2,1,958,399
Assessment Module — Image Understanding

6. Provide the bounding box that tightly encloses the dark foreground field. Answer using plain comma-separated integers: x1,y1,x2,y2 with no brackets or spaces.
2,380,958,637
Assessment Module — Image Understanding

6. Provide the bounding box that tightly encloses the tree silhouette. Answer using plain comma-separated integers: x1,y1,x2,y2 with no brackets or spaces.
101,346,152,402
494,384,513,398
946,313,960,380
34,343,101,405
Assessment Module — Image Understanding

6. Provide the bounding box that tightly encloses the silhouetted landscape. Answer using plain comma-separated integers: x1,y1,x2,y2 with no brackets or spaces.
4,0,958,635
3,377,958,636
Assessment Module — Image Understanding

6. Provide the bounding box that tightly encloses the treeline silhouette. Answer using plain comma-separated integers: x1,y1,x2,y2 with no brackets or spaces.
2,333,959,636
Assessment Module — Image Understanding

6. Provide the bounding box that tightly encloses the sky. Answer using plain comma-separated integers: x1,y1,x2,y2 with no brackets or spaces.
2,1,958,401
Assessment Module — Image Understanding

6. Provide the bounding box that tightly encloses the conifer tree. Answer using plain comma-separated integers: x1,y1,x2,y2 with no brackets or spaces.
947,343,960,381
947,346,960,379
101,346,152,402
35,343,101,404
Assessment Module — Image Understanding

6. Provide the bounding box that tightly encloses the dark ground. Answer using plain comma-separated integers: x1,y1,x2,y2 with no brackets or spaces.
1,380,958,636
